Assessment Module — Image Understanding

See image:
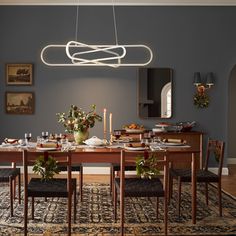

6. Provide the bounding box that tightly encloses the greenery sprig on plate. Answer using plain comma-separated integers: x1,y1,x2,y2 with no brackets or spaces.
136,151,160,179
33,153,60,181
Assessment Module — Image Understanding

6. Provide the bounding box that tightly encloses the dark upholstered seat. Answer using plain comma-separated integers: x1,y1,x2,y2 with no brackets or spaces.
169,139,225,217
115,177,164,197
28,178,77,198
170,169,219,183
0,168,20,181
0,167,21,217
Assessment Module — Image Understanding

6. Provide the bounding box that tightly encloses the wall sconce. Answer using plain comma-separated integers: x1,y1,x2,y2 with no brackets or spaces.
193,72,214,108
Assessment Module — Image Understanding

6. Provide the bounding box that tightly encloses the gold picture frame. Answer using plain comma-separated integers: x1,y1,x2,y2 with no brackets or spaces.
6,63,33,85
5,92,35,114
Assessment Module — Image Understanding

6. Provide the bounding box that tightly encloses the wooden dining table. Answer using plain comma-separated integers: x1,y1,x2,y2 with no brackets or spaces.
0,145,200,228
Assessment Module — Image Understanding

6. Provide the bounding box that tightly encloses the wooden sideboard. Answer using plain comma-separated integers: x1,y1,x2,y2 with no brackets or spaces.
122,131,203,169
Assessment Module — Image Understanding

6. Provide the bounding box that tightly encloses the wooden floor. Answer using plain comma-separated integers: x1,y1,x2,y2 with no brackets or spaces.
221,164,236,197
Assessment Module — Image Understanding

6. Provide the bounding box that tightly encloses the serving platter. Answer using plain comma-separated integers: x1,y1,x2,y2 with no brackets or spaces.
124,146,149,151
36,147,58,151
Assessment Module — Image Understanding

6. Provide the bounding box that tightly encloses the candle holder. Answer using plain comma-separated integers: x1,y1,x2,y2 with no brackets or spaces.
104,131,107,140
109,132,113,144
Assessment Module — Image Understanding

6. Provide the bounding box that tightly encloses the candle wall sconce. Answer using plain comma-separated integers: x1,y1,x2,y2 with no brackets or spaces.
193,72,214,108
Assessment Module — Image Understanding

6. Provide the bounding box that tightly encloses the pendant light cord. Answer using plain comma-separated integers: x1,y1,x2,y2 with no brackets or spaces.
112,0,118,45
75,0,79,41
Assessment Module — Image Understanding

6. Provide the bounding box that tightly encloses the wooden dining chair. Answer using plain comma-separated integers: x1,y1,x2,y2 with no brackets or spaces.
57,165,83,201
114,149,169,236
169,139,225,217
23,150,77,236
0,163,21,217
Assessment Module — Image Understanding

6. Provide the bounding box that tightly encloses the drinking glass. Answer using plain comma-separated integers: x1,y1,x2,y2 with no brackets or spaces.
42,131,49,141
25,133,32,144
148,131,155,143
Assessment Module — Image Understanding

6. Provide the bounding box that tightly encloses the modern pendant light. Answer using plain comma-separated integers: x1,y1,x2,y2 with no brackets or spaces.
40,1,153,67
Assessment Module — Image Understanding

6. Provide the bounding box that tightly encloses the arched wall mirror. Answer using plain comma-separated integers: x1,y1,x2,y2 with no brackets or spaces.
138,68,173,118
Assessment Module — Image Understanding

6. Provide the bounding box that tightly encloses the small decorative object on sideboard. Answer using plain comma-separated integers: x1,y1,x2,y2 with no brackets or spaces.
56,104,102,144
176,121,196,132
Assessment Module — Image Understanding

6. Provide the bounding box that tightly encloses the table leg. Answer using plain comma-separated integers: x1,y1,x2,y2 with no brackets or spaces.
191,153,196,224
12,162,16,199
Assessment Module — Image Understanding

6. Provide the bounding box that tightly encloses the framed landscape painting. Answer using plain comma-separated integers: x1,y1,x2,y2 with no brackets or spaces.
5,92,35,114
6,64,33,85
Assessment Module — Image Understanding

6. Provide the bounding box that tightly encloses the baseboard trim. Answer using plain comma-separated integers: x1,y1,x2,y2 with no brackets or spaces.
227,158,236,164
208,167,229,175
0,166,229,175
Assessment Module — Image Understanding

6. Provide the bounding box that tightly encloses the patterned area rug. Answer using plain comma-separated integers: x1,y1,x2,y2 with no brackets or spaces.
0,182,236,235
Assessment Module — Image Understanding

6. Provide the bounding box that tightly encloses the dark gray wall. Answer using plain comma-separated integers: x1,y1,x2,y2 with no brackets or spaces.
228,65,236,159
1,6,236,166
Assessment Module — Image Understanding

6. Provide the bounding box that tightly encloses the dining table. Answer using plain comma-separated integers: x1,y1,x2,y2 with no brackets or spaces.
0,143,200,228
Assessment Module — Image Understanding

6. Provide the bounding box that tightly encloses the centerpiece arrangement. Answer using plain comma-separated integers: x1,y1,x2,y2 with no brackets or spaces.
136,151,160,179
56,104,102,144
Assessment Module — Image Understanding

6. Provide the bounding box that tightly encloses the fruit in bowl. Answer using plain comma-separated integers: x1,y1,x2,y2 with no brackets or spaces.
123,123,145,133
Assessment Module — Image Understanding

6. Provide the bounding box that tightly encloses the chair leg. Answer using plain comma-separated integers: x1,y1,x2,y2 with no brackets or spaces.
156,197,159,220
74,184,77,223
114,185,117,222
205,182,209,206
168,175,173,204
24,197,28,236
79,166,83,202
164,193,168,236
9,176,13,217
18,173,21,204
218,182,222,217
177,177,182,217
68,193,72,236
110,166,113,197
32,197,34,220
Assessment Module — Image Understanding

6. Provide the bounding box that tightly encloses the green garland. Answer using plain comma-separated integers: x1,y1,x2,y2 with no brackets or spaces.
33,155,60,181
193,93,209,108
136,152,160,179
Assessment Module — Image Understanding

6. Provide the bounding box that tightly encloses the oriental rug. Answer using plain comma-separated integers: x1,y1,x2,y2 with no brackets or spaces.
0,183,236,235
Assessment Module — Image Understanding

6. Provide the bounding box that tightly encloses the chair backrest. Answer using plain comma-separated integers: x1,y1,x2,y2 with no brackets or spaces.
120,149,169,191
204,139,225,176
23,150,72,197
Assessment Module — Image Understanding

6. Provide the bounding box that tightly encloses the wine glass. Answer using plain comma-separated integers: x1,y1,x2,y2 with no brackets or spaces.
25,133,32,144
42,131,49,141
148,131,155,143
55,133,62,143
114,131,121,140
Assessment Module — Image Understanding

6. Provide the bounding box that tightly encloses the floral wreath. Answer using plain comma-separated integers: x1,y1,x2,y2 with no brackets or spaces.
193,85,209,108
136,151,160,179
33,152,60,181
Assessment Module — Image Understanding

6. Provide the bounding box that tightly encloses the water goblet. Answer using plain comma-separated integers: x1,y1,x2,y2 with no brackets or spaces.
42,131,49,141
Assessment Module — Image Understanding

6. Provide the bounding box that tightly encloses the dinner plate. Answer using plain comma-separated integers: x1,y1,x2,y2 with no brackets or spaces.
162,142,184,146
113,139,131,143
124,146,149,151
125,129,145,133
36,147,58,151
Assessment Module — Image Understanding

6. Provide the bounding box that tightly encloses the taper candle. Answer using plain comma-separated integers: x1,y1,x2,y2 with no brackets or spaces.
109,113,113,133
103,108,107,134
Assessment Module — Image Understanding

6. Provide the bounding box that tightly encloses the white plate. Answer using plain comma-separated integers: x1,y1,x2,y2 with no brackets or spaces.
36,147,58,151
125,129,145,133
113,139,131,143
124,146,149,151
161,142,184,146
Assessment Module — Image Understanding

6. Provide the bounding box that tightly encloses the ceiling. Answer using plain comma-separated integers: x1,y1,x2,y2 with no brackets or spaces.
0,0,236,6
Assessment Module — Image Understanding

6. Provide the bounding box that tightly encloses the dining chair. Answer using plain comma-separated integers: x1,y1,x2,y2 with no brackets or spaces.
23,150,77,236
169,139,225,217
57,165,83,201
0,160,21,217
114,149,169,236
